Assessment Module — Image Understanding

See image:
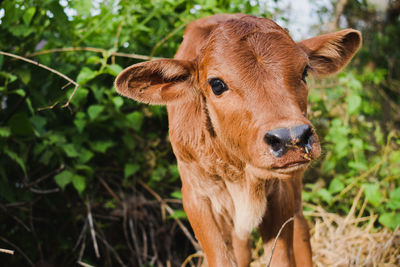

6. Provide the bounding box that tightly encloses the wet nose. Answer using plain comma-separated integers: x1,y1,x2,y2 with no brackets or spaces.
263,124,313,157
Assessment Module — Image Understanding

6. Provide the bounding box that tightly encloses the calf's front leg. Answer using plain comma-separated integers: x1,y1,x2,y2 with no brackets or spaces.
259,179,296,267
181,182,238,266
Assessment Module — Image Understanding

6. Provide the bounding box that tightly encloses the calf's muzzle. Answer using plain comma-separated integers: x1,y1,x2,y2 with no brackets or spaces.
263,124,313,157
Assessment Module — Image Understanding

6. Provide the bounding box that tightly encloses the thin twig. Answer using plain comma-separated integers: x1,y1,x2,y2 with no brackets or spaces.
0,236,34,266
0,248,14,255
37,100,60,111
1,51,78,87
97,234,127,267
86,200,100,259
73,218,88,252
111,51,157,60
27,47,158,61
150,21,189,58
122,203,136,262
129,217,143,266
266,217,295,267
0,51,79,109
78,228,88,261
181,252,203,267
29,187,60,194
25,165,65,188
137,179,200,250
96,175,122,205
77,261,95,267
0,204,31,232
112,20,125,64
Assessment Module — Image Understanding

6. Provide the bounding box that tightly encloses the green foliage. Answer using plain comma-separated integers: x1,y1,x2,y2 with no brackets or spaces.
304,68,400,230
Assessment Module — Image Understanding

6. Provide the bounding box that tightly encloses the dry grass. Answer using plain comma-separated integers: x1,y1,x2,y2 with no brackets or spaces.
307,205,399,267
250,190,400,267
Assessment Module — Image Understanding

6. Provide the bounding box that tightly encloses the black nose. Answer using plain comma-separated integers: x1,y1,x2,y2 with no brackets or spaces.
264,124,313,157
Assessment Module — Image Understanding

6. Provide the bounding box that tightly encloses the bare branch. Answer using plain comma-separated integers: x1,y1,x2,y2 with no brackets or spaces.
86,200,100,259
150,21,189,58
0,248,14,255
137,179,200,250
328,0,349,31
0,51,79,109
112,21,125,64
27,46,159,61
0,236,34,266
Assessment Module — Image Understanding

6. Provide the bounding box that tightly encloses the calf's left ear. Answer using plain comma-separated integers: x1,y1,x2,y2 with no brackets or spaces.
298,29,362,76
115,59,196,105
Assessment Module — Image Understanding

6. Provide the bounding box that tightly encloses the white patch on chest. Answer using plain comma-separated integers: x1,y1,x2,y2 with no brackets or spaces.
225,174,267,239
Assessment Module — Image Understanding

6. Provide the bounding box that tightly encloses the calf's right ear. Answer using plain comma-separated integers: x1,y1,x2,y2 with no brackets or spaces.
115,59,196,105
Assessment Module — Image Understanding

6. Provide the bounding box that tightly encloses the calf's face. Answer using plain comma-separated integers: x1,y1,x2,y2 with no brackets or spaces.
115,17,361,178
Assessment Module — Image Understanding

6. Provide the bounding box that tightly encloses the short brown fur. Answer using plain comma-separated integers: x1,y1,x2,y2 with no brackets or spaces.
115,14,361,267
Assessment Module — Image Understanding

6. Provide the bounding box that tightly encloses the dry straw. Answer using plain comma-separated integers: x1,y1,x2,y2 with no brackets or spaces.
251,188,400,267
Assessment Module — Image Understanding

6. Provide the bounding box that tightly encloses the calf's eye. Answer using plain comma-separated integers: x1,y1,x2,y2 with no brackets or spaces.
302,65,310,83
209,78,228,95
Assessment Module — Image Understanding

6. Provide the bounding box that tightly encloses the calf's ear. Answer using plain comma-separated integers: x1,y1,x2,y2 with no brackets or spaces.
298,29,361,76
115,59,196,105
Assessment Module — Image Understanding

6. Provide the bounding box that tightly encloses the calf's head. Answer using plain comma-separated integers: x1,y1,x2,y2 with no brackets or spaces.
115,15,361,178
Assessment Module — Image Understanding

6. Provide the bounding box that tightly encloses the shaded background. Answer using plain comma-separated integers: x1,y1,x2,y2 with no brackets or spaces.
0,0,399,266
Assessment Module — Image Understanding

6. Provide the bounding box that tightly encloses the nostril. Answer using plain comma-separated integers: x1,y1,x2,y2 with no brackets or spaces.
264,134,283,152
264,128,291,157
292,124,313,147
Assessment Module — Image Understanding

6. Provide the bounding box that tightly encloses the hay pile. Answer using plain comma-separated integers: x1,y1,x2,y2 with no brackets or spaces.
307,205,399,267
251,201,399,267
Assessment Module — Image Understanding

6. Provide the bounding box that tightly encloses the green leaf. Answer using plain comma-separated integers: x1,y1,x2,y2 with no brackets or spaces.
7,112,34,136
0,71,17,82
328,178,345,194
363,183,382,207
39,150,53,165
127,111,144,132
76,67,98,85
30,115,47,135
0,54,3,70
90,141,114,153
317,188,333,204
105,64,123,76
170,191,182,199
23,7,36,25
4,148,26,174
63,144,79,158
0,127,11,138
379,212,400,229
16,69,31,85
168,209,187,219
86,56,102,65
54,170,73,190
48,133,66,144
88,105,104,120
387,188,400,210
124,163,140,178
12,89,26,97
74,118,86,133
112,96,124,109
346,94,362,114
78,148,94,164
72,175,86,194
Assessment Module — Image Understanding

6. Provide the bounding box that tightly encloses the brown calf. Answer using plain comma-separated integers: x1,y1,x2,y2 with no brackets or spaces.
115,14,361,267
